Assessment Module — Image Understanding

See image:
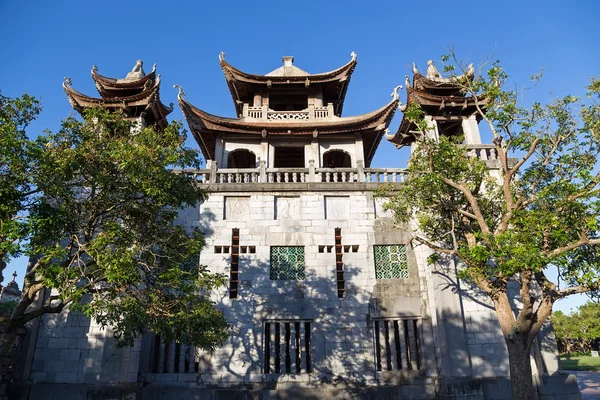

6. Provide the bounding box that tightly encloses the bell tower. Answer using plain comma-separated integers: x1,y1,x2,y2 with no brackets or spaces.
386,60,487,151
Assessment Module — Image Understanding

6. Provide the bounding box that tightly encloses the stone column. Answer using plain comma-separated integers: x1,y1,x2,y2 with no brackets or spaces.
424,116,439,141
308,160,315,182
462,115,481,144
356,160,365,182
259,160,267,183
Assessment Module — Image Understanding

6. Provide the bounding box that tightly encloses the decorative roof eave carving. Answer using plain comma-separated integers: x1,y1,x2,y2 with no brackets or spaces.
179,96,397,135
405,86,488,109
219,52,358,116
219,52,357,85
91,64,157,96
178,86,398,166
386,89,488,149
412,72,467,93
63,77,173,123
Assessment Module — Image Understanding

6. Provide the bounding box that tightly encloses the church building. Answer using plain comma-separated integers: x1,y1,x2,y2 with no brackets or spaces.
9,55,580,400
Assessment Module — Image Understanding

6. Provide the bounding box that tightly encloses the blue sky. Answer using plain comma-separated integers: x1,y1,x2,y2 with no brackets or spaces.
1,0,599,312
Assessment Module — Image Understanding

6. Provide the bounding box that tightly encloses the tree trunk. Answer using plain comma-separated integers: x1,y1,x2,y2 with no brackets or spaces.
506,336,535,400
0,323,21,397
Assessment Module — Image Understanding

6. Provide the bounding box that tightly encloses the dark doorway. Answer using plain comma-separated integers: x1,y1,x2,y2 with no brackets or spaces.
323,150,351,168
227,149,256,168
274,147,305,168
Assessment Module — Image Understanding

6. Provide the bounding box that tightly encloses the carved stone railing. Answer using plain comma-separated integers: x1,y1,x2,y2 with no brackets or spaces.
465,144,498,161
267,110,310,121
243,103,334,121
174,161,408,185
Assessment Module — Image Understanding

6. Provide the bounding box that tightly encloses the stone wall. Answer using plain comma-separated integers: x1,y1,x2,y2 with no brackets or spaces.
140,190,436,386
26,310,141,385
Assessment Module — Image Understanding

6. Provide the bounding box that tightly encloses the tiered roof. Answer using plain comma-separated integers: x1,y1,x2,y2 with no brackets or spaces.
219,53,357,117
178,54,399,167
386,60,488,148
63,61,173,130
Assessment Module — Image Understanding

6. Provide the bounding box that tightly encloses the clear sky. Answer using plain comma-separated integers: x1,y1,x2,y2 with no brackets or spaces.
1,0,599,312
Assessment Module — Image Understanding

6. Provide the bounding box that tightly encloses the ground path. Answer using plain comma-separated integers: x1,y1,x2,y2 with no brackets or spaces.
566,370,600,400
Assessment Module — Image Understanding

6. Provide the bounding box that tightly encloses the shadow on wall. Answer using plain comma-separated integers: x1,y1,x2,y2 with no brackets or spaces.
210,257,382,387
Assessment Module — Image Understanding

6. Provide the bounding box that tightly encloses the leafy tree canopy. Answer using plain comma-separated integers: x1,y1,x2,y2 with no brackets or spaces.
0,96,228,361
382,52,600,399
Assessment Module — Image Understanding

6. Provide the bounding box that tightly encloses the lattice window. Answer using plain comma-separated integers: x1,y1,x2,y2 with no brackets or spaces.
264,320,312,374
373,245,408,279
180,253,199,272
270,246,305,280
374,318,422,371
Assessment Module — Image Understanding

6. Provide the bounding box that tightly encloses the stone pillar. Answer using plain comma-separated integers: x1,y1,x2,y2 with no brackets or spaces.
462,115,481,144
215,133,224,166
311,140,319,167
308,160,315,182
356,160,365,182
208,160,217,184
354,133,364,168
259,160,267,183
424,115,439,141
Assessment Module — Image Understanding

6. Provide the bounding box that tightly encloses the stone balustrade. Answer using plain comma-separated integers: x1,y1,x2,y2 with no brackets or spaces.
173,161,408,185
243,103,334,121
465,144,498,161
173,144,502,186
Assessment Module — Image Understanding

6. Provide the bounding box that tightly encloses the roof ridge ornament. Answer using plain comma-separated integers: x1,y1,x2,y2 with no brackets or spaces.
173,84,186,99
350,51,357,61
425,60,475,83
63,77,72,87
125,60,145,80
391,85,403,101
405,75,411,88
91,65,98,74
219,51,225,62
412,62,419,75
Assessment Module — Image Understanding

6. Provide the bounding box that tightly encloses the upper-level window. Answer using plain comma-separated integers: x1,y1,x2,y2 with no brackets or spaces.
227,149,256,168
323,149,351,168
269,94,308,111
270,246,305,280
373,245,409,279
274,146,305,168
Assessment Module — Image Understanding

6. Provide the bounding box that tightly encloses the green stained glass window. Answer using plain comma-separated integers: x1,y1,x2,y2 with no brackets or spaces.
374,245,408,279
270,246,305,280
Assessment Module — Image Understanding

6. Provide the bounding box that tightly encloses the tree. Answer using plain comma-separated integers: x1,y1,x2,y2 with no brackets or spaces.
553,302,600,354
0,98,229,370
384,54,600,399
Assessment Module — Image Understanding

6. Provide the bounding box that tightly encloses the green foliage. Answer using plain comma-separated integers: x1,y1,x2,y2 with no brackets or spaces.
553,302,600,354
385,55,600,296
0,101,228,349
0,301,17,320
0,92,42,270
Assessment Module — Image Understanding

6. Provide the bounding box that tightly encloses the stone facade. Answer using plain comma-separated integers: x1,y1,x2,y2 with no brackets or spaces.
9,56,582,400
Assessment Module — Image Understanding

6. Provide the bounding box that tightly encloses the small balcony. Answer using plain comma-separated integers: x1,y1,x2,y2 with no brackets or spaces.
243,104,335,122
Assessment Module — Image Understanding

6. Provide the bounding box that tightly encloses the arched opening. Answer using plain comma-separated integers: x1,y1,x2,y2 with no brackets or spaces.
323,150,351,168
227,149,257,168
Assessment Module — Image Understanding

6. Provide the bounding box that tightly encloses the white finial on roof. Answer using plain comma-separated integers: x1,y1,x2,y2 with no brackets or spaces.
412,62,419,75
391,85,403,101
282,56,294,67
350,51,357,61
219,51,225,61
173,84,186,99
63,77,72,86
405,75,410,88
125,60,145,80
91,65,98,74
